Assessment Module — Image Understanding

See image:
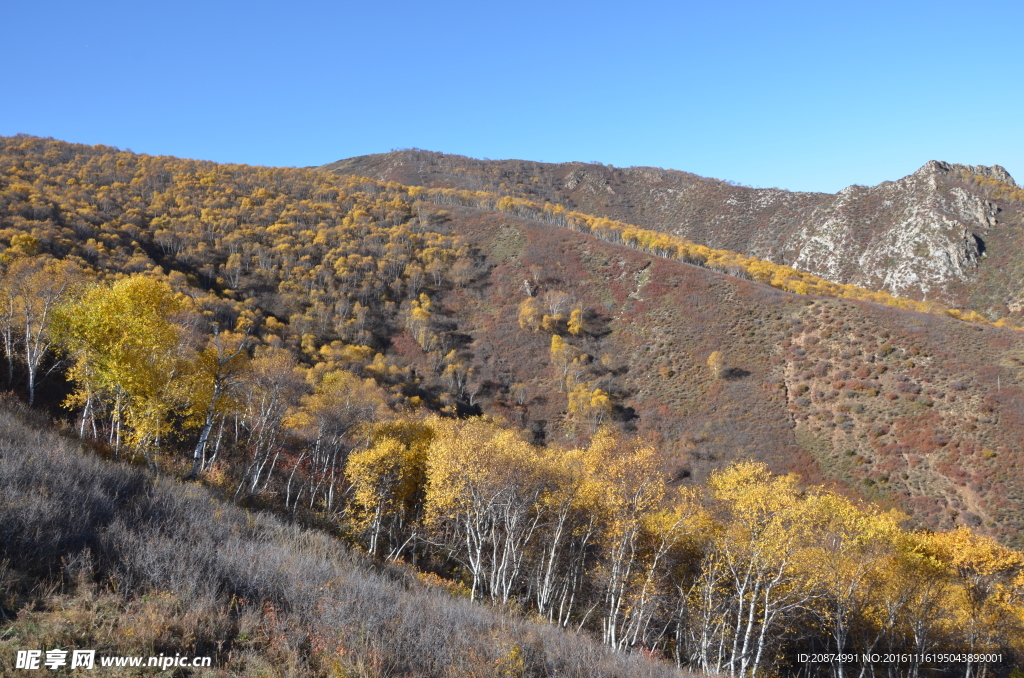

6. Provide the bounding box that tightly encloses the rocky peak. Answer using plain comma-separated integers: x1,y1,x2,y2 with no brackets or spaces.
918,160,1016,187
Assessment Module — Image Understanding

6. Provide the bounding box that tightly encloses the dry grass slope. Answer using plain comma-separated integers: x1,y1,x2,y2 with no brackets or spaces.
0,398,682,678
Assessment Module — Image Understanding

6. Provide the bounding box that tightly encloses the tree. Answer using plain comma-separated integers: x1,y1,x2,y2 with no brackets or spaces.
3,233,41,260
235,346,306,497
695,462,819,678
346,420,434,559
285,368,386,512
568,307,584,336
511,382,529,406
0,255,84,403
405,293,437,351
53,275,194,461
424,418,546,604
450,257,475,286
801,492,904,678
880,542,952,678
707,351,724,379
518,297,542,332
568,383,612,432
551,334,586,391
530,442,599,625
589,432,669,651
921,528,1024,677
186,326,252,478
0,264,17,386
543,290,571,317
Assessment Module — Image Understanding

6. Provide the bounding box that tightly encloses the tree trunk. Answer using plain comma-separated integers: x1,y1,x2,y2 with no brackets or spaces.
188,410,216,478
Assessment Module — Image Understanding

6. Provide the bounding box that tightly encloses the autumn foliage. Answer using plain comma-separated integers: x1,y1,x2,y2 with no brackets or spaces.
2,136,1024,676
428,185,1019,329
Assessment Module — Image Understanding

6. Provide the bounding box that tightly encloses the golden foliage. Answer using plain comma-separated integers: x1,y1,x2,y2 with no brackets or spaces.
426,184,1017,329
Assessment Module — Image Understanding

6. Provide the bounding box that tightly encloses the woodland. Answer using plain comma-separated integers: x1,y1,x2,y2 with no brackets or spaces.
1,135,1022,677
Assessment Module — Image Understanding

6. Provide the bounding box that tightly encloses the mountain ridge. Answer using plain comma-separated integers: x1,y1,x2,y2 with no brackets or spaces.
324,151,1024,314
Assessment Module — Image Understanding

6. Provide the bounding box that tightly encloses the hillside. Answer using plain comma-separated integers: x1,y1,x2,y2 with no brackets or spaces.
2,135,1024,675
425,204,1024,545
325,151,1024,314
2,134,1024,544
0,398,676,678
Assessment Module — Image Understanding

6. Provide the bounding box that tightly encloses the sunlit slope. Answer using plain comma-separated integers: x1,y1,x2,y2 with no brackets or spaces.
1,135,1022,545
428,203,1024,545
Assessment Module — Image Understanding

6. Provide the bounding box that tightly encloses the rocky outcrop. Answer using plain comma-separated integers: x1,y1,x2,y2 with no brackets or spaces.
786,162,1002,299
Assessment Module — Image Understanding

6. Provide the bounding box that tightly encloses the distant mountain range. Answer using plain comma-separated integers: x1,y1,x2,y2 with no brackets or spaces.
325,151,1024,316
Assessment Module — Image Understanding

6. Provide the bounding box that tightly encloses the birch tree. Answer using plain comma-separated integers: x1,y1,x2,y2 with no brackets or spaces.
0,255,85,403
697,462,818,678
424,418,546,604
345,420,434,559
53,274,192,462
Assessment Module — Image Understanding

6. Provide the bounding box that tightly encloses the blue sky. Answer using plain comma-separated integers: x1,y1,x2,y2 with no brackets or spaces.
3,0,1022,193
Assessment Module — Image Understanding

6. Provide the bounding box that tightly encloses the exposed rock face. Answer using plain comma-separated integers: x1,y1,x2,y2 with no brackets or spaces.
786,162,1001,299
622,160,1012,304
322,152,1023,311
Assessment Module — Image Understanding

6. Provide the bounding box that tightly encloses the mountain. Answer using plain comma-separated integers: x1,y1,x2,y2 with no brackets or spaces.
324,151,1024,315
0,134,1021,544
3,136,1024,673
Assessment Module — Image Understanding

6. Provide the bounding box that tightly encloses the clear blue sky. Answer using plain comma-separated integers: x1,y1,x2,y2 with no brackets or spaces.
4,0,1022,193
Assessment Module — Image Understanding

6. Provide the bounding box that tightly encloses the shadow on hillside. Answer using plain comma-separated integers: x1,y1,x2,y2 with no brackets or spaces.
612,404,639,430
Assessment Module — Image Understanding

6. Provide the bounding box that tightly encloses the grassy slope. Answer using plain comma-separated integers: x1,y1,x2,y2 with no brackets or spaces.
0,399,681,678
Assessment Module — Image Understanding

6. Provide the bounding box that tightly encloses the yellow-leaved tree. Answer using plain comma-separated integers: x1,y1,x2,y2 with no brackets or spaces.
695,462,818,678
800,492,905,678
0,254,86,404
53,275,194,463
567,307,584,336
424,417,545,603
919,527,1024,675
567,383,612,432
707,350,724,379
284,368,387,513
518,297,542,332
589,431,670,650
345,420,435,559
185,327,252,478
550,334,586,391
405,292,437,350
529,441,602,625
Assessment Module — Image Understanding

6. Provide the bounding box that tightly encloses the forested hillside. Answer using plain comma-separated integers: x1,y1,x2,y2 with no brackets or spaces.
327,150,1024,314
2,135,1024,676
